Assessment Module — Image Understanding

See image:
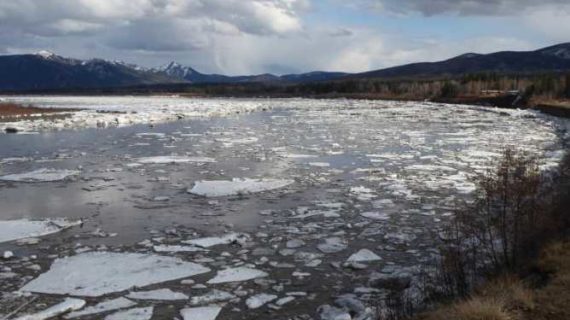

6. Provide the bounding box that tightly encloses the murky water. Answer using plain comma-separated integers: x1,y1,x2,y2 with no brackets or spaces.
0,98,567,319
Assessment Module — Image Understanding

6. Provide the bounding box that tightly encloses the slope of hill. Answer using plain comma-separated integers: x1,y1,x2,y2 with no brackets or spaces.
0,52,181,91
353,43,570,79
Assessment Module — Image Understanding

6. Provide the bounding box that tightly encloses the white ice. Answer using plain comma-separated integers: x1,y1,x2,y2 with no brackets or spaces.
188,178,294,197
152,245,207,253
0,168,80,182
182,233,248,248
21,252,210,297
360,211,390,221
0,219,81,243
189,290,236,306
207,267,268,284
347,249,382,262
126,289,188,301
180,306,222,320
64,298,136,319
14,298,85,320
135,156,216,164
246,293,278,309
104,307,153,320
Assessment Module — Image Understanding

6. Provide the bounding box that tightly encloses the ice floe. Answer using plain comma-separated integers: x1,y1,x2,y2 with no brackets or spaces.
183,233,249,248
135,156,216,164
21,252,210,296
104,307,153,320
64,297,136,319
126,288,188,301
188,178,294,197
207,267,268,284
180,306,222,320
0,168,80,182
14,298,85,320
347,249,382,262
189,290,236,306
0,219,81,243
246,293,278,309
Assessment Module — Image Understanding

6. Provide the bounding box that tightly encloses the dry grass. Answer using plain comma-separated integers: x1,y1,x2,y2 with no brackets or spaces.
425,298,511,320
420,241,570,320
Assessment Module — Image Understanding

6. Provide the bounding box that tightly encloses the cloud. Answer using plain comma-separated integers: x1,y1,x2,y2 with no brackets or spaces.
353,0,570,16
0,0,307,37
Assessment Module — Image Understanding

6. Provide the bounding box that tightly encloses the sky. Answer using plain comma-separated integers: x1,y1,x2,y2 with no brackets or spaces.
0,0,568,75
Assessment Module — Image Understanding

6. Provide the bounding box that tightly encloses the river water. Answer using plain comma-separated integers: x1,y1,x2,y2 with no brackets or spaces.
0,97,567,319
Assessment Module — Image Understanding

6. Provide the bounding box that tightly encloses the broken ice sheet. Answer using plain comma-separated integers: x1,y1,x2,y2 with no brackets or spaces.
317,237,348,254
64,297,136,319
126,288,188,300
153,245,208,253
0,219,81,243
189,290,236,306
207,267,268,284
180,306,222,320
360,211,390,221
347,249,382,262
135,156,216,164
0,168,80,182
246,293,278,309
104,307,153,320
21,252,210,297
188,178,293,197
14,298,85,320
182,232,249,248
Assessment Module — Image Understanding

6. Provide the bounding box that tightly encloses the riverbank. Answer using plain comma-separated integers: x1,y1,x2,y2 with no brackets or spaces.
419,240,570,320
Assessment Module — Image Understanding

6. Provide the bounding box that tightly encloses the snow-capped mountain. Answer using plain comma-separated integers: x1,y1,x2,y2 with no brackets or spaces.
2,43,570,91
0,52,180,91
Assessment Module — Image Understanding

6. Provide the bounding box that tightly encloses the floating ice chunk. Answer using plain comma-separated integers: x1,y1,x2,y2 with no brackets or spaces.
275,296,295,306
15,298,85,320
153,245,207,253
136,156,216,164
182,232,249,248
180,306,222,320
127,289,188,301
246,293,278,309
0,219,81,243
21,252,210,297
360,211,390,221
64,298,136,319
286,239,306,249
104,307,153,320
136,133,166,138
347,249,382,262
280,153,318,159
216,137,259,145
189,290,236,306
207,267,268,284
0,168,80,182
317,237,348,254
406,164,457,172
309,162,330,167
188,178,293,197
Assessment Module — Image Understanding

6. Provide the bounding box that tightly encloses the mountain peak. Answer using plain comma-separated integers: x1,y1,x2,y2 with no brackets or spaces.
160,61,197,79
35,50,57,59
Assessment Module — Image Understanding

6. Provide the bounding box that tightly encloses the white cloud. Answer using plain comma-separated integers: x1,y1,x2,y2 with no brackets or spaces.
522,5,570,42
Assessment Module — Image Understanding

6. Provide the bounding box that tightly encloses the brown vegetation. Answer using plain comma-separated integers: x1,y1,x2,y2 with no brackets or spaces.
412,148,570,320
0,102,77,116
420,241,570,320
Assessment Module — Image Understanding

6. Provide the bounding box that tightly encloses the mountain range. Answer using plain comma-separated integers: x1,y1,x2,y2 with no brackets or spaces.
0,43,569,91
